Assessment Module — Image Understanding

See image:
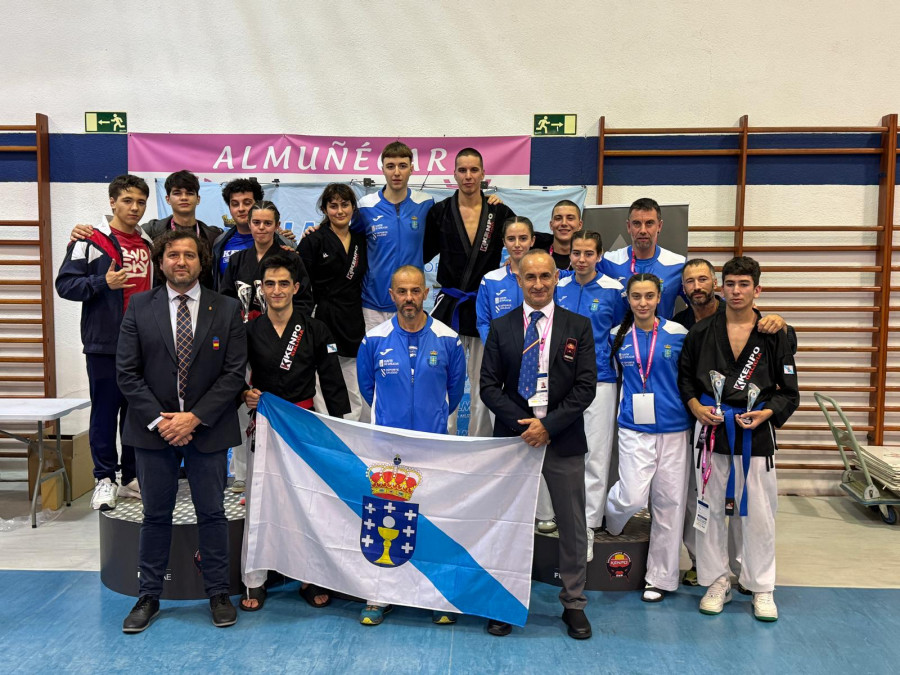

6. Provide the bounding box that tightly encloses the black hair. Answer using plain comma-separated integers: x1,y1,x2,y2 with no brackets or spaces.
628,197,661,219
683,258,716,278
151,229,211,275
164,170,200,195
502,216,534,237
260,252,301,283
571,229,602,252
222,178,263,204
455,147,484,169
552,199,581,218
609,273,663,365
317,183,358,227
247,200,281,225
722,256,761,286
108,174,149,200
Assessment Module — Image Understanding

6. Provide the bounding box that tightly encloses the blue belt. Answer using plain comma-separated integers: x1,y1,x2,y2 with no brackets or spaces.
700,394,764,517
438,287,478,332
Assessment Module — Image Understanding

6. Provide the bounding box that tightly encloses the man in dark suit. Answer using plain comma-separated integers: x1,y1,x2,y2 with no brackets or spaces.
480,249,597,640
116,229,247,633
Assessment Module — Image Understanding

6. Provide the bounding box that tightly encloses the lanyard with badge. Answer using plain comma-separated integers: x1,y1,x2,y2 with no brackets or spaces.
524,307,553,408
631,319,658,425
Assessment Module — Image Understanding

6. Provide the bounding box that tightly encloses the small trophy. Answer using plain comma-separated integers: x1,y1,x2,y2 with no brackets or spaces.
746,383,760,413
709,370,726,416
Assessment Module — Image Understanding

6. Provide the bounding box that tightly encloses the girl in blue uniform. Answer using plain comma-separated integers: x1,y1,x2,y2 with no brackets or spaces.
475,216,535,343
604,274,691,602
554,231,624,541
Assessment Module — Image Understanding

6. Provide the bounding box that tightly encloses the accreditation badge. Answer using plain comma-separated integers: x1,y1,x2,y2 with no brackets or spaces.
528,373,549,407
693,500,710,534
632,392,656,425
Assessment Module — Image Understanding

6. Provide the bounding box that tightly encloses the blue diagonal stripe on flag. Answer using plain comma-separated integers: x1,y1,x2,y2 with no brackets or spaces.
256,392,535,626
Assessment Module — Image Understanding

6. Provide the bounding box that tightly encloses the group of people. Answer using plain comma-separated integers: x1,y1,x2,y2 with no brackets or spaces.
56,141,798,639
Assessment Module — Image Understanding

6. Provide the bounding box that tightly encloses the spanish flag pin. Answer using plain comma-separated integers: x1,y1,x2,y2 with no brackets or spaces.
212,337,220,350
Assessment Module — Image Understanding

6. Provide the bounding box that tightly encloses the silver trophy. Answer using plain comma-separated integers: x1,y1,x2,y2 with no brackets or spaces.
709,370,726,416
746,383,760,413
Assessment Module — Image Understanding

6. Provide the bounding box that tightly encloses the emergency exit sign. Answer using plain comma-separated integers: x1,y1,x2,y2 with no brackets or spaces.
85,112,127,133
533,114,576,136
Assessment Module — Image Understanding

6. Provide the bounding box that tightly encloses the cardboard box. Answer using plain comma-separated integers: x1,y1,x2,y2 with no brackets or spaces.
27,431,93,501
40,472,64,511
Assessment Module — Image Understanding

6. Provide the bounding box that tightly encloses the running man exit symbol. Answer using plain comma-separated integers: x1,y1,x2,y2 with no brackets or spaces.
85,112,127,133
533,114,576,135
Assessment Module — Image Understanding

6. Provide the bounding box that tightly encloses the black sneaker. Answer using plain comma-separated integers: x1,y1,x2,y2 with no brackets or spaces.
123,594,159,633
210,593,237,627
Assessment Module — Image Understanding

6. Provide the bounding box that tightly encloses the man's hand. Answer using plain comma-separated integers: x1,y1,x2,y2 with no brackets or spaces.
518,417,550,447
688,399,723,426
70,224,94,242
301,224,320,239
757,313,786,334
277,227,296,243
105,260,134,290
736,409,773,430
157,411,201,445
243,388,262,410
486,194,504,206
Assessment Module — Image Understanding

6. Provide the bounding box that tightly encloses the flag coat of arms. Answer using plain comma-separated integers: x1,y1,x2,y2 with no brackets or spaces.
245,393,545,626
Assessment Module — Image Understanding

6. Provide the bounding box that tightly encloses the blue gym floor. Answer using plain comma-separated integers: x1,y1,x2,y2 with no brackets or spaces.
2,571,898,674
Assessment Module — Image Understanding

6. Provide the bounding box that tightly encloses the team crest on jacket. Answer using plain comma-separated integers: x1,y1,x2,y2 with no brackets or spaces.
663,344,672,359
361,456,422,568
590,298,600,313
428,350,438,367
410,216,419,230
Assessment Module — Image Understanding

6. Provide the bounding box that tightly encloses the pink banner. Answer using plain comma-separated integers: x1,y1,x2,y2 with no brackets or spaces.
127,134,531,176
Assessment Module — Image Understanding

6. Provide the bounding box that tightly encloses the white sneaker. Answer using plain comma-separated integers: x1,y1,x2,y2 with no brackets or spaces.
118,478,142,500
586,526,594,563
91,478,118,511
752,591,778,622
699,575,732,615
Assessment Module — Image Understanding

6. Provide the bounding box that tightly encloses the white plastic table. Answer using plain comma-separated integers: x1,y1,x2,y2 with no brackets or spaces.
0,399,90,527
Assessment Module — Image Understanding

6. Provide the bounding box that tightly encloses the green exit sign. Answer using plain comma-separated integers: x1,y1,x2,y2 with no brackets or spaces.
533,114,577,136
85,112,127,133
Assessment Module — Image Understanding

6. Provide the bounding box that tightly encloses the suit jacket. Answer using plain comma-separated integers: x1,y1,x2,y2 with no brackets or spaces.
117,284,247,452
480,304,597,457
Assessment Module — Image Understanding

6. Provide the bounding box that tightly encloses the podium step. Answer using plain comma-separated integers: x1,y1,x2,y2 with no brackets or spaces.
99,480,244,600
532,510,651,591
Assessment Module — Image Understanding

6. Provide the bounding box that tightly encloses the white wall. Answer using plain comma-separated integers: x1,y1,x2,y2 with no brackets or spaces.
2,1,898,485
4,1,900,134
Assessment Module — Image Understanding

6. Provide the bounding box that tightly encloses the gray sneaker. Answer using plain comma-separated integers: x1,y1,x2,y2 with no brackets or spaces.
118,478,141,500
536,518,557,534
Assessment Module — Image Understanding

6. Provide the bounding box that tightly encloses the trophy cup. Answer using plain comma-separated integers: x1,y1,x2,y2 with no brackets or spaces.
709,370,726,416
746,383,760,413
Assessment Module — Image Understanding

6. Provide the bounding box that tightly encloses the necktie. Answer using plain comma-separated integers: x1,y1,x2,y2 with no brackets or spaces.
175,295,193,399
518,310,544,401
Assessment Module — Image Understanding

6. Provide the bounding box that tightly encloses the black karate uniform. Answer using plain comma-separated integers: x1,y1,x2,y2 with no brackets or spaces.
423,192,515,337
678,312,799,458
297,225,367,358
220,244,314,322
246,309,350,417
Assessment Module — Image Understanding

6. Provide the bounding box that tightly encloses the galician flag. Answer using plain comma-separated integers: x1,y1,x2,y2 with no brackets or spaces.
245,393,545,626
